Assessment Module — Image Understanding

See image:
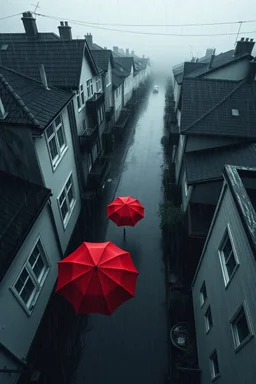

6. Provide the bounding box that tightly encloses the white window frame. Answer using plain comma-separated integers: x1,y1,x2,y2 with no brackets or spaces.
218,224,239,288
230,302,254,352
57,173,76,229
45,114,67,171
10,237,50,316
88,153,93,172
209,350,220,381
96,76,102,92
200,281,207,307
87,78,93,99
76,83,85,112
205,305,213,333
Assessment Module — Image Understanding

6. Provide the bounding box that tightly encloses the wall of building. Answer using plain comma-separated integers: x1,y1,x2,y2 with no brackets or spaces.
114,85,122,122
192,185,256,384
175,134,186,184
35,106,81,253
186,135,242,153
203,59,250,81
0,205,61,377
124,67,134,106
181,168,193,212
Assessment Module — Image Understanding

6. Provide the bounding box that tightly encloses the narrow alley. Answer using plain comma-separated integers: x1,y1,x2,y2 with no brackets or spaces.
73,82,169,384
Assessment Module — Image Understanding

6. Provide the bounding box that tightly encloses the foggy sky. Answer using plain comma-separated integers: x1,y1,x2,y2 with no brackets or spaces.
1,0,256,74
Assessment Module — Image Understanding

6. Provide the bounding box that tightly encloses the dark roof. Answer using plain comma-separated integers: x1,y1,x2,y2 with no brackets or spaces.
0,33,60,42
181,78,256,138
0,66,73,130
224,165,256,261
0,171,51,282
114,57,135,72
112,73,124,88
0,40,98,89
185,142,256,184
91,50,113,72
112,62,130,87
186,50,251,78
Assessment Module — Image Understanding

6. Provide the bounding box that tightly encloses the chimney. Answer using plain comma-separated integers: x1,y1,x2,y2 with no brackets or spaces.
205,48,214,58
113,46,119,53
39,64,49,90
131,50,134,56
142,54,145,59
104,46,107,50
0,97,7,119
208,48,216,69
21,11,38,37
126,49,129,56
58,21,72,40
234,37,255,56
85,33,93,48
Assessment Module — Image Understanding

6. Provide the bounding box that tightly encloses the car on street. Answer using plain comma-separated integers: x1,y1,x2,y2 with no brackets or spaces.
153,85,159,93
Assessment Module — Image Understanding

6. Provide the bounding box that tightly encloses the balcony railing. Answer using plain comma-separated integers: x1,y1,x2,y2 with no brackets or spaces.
79,125,99,152
86,92,105,111
88,155,111,188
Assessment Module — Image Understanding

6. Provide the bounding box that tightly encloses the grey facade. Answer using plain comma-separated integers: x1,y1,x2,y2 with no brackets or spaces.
192,165,256,383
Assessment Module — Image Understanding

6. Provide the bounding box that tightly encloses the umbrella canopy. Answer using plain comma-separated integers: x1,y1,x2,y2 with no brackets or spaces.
107,196,144,227
56,241,138,315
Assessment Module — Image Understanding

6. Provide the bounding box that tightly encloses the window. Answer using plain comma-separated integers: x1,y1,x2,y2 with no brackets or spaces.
200,281,207,307
58,174,76,227
184,171,188,197
88,153,93,172
218,226,239,286
87,78,93,98
98,105,104,125
76,84,85,111
96,76,102,92
231,304,253,350
0,43,8,50
232,108,239,116
96,138,101,155
11,239,49,314
106,70,111,87
209,350,220,381
46,115,67,169
205,306,213,333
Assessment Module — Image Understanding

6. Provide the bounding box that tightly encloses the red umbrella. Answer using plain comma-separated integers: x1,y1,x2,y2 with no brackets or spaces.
107,196,144,227
56,241,138,315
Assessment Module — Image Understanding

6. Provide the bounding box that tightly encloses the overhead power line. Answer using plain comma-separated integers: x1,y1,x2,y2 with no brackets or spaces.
35,14,256,37
0,13,22,21
34,13,256,27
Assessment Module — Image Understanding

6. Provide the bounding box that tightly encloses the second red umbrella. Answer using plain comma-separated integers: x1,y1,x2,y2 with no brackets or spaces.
107,196,144,227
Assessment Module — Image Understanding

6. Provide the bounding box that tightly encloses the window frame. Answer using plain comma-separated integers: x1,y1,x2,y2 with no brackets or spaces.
96,76,102,92
200,281,207,307
86,78,93,99
45,114,67,171
10,237,50,316
205,305,213,334
97,105,104,125
230,302,254,352
209,350,220,381
76,83,85,112
218,224,239,288
57,173,76,229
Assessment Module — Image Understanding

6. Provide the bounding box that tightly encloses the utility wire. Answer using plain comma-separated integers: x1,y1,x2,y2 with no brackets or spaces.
0,13,23,21
34,13,256,27
35,14,256,37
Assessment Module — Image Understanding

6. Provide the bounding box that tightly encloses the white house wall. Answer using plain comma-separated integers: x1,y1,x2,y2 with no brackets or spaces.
203,59,250,81
192,186,256,383
35,106,81,253
114,85,122,122
0,205,61,382
124,67,134,106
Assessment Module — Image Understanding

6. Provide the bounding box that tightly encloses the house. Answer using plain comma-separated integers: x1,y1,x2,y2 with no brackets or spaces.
0,171,62,384
177,77,256,239
0,66,81,254
112,63,128,122
113,57,135,106
192,164,256,383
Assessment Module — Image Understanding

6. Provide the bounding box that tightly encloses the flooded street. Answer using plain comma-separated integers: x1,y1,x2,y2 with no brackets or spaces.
74,83,169,384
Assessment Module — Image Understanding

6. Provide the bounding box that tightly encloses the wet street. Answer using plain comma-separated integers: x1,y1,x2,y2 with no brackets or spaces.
73,82,169,384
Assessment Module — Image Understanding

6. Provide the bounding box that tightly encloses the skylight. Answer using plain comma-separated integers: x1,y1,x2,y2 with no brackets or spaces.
0,44,8,51
232,109,239,116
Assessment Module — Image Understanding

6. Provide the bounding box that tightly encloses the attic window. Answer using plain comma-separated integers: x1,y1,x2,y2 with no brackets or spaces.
232,109,239,116
0,44,8,50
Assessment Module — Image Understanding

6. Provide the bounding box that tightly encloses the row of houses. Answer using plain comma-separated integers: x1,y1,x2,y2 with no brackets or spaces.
0,11,150,384
169,38,256,383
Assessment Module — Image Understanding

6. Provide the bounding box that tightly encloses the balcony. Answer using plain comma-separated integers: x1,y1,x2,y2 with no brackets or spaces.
188,203,216,238
106,106,114,122
79,125,99,152
88,155,111,189
86,92,105,112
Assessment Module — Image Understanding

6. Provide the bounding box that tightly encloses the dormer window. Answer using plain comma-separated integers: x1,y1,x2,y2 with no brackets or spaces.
232,109,239,116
